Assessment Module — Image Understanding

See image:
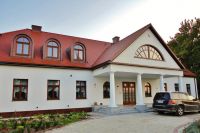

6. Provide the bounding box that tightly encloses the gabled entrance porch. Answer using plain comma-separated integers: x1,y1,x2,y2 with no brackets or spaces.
93,64,184,112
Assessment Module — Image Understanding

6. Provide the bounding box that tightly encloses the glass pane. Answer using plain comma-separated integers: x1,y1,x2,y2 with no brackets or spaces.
23,38,29,43
79,51,83,60
81,81,85,86
17,38,24,42
48,80,59,85
48,47,52,57
54,87,59,98
81,88,86,98
48,87,53,98
74,45,83,50
21,87,27,99
17,43,22,54
48,41,58,47
53,48,58,57
14,79,21,85
76,81,80,86
23,44,29,54
14,87,20,99
74,50,78,60
21,80,28,85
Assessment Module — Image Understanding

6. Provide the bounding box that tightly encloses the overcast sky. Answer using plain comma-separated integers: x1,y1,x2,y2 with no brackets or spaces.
0,0,199,42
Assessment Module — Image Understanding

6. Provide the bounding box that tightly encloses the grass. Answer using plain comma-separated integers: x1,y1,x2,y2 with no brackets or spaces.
0,112,88,133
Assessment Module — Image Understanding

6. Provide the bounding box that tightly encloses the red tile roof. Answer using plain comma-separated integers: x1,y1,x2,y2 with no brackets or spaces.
0,24,186,72
183,69,196,77
93,24,185,69
0,29,111,68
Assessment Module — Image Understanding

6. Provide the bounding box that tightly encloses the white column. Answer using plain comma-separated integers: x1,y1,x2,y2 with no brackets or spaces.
160,75,164,92
178,76,184,92
109,71,117,107
136,73,144,105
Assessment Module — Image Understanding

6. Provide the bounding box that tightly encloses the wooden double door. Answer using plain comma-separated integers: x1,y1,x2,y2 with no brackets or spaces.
122,82,136,105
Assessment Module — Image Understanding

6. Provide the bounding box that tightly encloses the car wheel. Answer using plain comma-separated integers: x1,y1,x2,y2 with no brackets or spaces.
176,106,184,116
158,111,164,114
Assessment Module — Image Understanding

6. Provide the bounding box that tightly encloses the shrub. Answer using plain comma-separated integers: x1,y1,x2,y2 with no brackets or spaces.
0,112,88,132
183,120,200,133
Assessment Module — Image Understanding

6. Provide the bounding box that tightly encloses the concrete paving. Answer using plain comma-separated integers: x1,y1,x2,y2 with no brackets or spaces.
46,112,200,133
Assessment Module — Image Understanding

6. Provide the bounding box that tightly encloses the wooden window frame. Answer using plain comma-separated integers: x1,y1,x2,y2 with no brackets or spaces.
103,81,110,99
186,84,191,95
73,43,85,62
145,82,152,97
47,80,60,100
12,79,28,101
76,81,87,99
174,83,179,92
135,45,164,61
15,37,31,56
47,41,59,59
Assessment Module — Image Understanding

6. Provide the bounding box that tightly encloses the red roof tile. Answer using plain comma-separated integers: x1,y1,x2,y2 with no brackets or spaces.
183,69,196,77
93,24,185,69
0,29,111,68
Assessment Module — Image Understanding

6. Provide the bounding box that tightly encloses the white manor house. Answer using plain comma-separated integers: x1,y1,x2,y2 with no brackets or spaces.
0,24,198,117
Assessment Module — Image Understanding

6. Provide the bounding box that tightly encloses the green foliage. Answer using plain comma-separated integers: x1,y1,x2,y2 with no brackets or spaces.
183,120,200,133
168,18,200,93
0,112,88,132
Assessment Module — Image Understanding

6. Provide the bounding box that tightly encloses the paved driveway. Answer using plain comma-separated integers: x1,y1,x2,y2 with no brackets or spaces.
46,112,200,133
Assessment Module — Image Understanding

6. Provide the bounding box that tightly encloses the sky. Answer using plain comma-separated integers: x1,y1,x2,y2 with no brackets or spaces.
0,0,199,42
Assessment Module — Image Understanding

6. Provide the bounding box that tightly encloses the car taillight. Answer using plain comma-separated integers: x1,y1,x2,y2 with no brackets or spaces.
168,100,176,105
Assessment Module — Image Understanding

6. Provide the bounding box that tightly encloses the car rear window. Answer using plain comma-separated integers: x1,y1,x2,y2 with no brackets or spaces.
154,93,170,100
171,93,189,100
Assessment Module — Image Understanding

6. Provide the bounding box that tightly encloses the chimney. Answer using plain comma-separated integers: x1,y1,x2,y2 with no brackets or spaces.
112,36,120,44
31,25,42,31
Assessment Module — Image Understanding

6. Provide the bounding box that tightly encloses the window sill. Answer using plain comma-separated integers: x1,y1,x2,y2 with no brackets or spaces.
47,99,60,100
76,98,87,100
12,99,27,101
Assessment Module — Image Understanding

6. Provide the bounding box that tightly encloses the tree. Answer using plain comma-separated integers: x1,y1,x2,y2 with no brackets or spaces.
168,18,200,97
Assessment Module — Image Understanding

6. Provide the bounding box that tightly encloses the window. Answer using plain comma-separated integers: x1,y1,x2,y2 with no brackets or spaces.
164,83,167,92
175,83,179,91
74,44,85,61
76,81,86,99
186,84,191,95
16,37,30,56
103,81,110,98
47,80,60,100
47,41,59,58
135,45,163,60
145,82,151,97
13,79,28,101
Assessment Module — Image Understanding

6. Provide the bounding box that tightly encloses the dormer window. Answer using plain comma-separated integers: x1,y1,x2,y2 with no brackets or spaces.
47,41,59,58
16,37,30,56
43,39,61,60
73,43,85,61
11,35,33,58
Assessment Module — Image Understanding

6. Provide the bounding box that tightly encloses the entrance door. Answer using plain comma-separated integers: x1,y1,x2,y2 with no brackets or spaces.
122,82,136,105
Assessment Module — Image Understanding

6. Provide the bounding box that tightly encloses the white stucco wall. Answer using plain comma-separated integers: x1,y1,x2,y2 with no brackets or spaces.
0,65,96,112
0,65,197,113
164,77,197,98
114,29,180,69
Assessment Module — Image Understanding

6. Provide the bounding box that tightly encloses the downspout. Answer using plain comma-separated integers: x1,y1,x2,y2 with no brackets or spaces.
194,77,198,99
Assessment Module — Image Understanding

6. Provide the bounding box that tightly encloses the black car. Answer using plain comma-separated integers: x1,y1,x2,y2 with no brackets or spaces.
153,92,200,116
